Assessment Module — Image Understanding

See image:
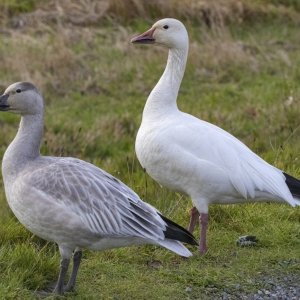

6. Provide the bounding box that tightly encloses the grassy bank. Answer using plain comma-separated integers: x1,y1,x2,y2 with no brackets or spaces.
0,0,299,299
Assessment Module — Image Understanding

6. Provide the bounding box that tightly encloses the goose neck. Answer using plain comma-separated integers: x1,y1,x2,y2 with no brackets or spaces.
2,113,43,178
143,46,188,119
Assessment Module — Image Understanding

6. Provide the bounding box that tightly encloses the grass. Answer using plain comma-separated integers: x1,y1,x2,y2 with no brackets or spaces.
0,0,299,299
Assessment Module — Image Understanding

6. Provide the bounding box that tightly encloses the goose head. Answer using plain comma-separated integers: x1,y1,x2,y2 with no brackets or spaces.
131,18,188,50
0,82,43,115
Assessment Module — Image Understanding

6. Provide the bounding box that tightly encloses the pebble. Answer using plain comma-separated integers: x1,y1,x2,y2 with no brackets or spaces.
207,274,300,299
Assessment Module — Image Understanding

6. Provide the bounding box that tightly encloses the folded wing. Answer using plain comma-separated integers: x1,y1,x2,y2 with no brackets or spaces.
23,157,167,240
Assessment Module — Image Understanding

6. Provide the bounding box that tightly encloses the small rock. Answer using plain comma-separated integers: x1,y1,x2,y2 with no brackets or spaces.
271,293,277,297
146,259,162,269
185,286,192,293
222,291,229,299
236,235,258,247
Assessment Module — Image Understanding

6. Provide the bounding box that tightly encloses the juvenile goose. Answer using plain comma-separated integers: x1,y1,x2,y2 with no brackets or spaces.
0,82,197,295
131,18,300,254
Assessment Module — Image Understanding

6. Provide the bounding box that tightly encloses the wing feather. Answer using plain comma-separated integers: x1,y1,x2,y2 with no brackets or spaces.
23,157,166,240
172,116,294,202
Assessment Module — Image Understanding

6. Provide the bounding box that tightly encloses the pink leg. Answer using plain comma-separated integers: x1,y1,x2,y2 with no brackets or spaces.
199,213,208,255
187,206,200,234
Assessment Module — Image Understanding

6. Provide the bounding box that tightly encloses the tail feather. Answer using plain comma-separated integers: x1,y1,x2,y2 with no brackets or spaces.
284,172,300,202
159,214,198,246
158,239,193,257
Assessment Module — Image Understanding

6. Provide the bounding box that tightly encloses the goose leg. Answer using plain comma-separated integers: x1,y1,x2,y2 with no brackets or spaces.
64,250,82,293
53,258,70,295
187,206,200,234
199,213,208,254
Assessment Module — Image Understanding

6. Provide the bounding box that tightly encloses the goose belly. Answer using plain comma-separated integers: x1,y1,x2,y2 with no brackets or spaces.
6,186,91,246
136,126,248,204
6,194,57,242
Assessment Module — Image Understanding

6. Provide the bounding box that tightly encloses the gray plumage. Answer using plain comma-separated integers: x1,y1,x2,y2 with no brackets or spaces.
0,82,196,295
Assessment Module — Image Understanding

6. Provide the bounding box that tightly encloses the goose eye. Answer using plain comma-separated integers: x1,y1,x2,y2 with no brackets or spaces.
163,25,169,29
16,89,21,93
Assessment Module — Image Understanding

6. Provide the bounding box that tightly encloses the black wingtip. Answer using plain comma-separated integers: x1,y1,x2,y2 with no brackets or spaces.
284,172,300,198
159,214,198,246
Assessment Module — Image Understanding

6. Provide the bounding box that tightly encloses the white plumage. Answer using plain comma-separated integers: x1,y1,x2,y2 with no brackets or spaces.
0,82,197,295
131,18,300,254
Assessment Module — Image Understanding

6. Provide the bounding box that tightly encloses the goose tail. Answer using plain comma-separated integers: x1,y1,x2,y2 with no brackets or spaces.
157,239,193,257
160,214,198,246
283,172,300,206
156,214,198,257
158,214,198,257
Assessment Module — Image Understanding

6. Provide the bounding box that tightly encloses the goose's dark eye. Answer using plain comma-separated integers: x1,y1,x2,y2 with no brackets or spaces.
16,89,21,93
163,25,169,29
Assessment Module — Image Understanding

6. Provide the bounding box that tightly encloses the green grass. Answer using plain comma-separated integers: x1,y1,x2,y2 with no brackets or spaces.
0,1,299,299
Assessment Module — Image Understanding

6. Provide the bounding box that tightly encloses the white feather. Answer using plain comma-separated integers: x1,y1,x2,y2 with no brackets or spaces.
134,18,299,215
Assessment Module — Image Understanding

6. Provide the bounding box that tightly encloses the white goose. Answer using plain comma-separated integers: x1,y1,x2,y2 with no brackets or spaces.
131,18,300,254
0,82,197,295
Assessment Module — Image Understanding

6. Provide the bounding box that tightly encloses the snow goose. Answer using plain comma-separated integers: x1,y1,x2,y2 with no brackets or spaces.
0,82,197,295
131,18,300,254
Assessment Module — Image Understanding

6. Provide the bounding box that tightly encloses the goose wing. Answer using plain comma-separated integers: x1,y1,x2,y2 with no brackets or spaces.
170,114,294,203
22,157,166,239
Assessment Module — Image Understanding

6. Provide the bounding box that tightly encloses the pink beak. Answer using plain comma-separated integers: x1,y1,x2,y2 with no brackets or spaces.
131,27,156,44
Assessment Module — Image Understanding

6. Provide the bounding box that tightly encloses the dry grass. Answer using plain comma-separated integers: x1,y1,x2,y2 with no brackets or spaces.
0,30,80,93
0,0,298,89
1,0,298,97
2,0,300,28
190,29,259,74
